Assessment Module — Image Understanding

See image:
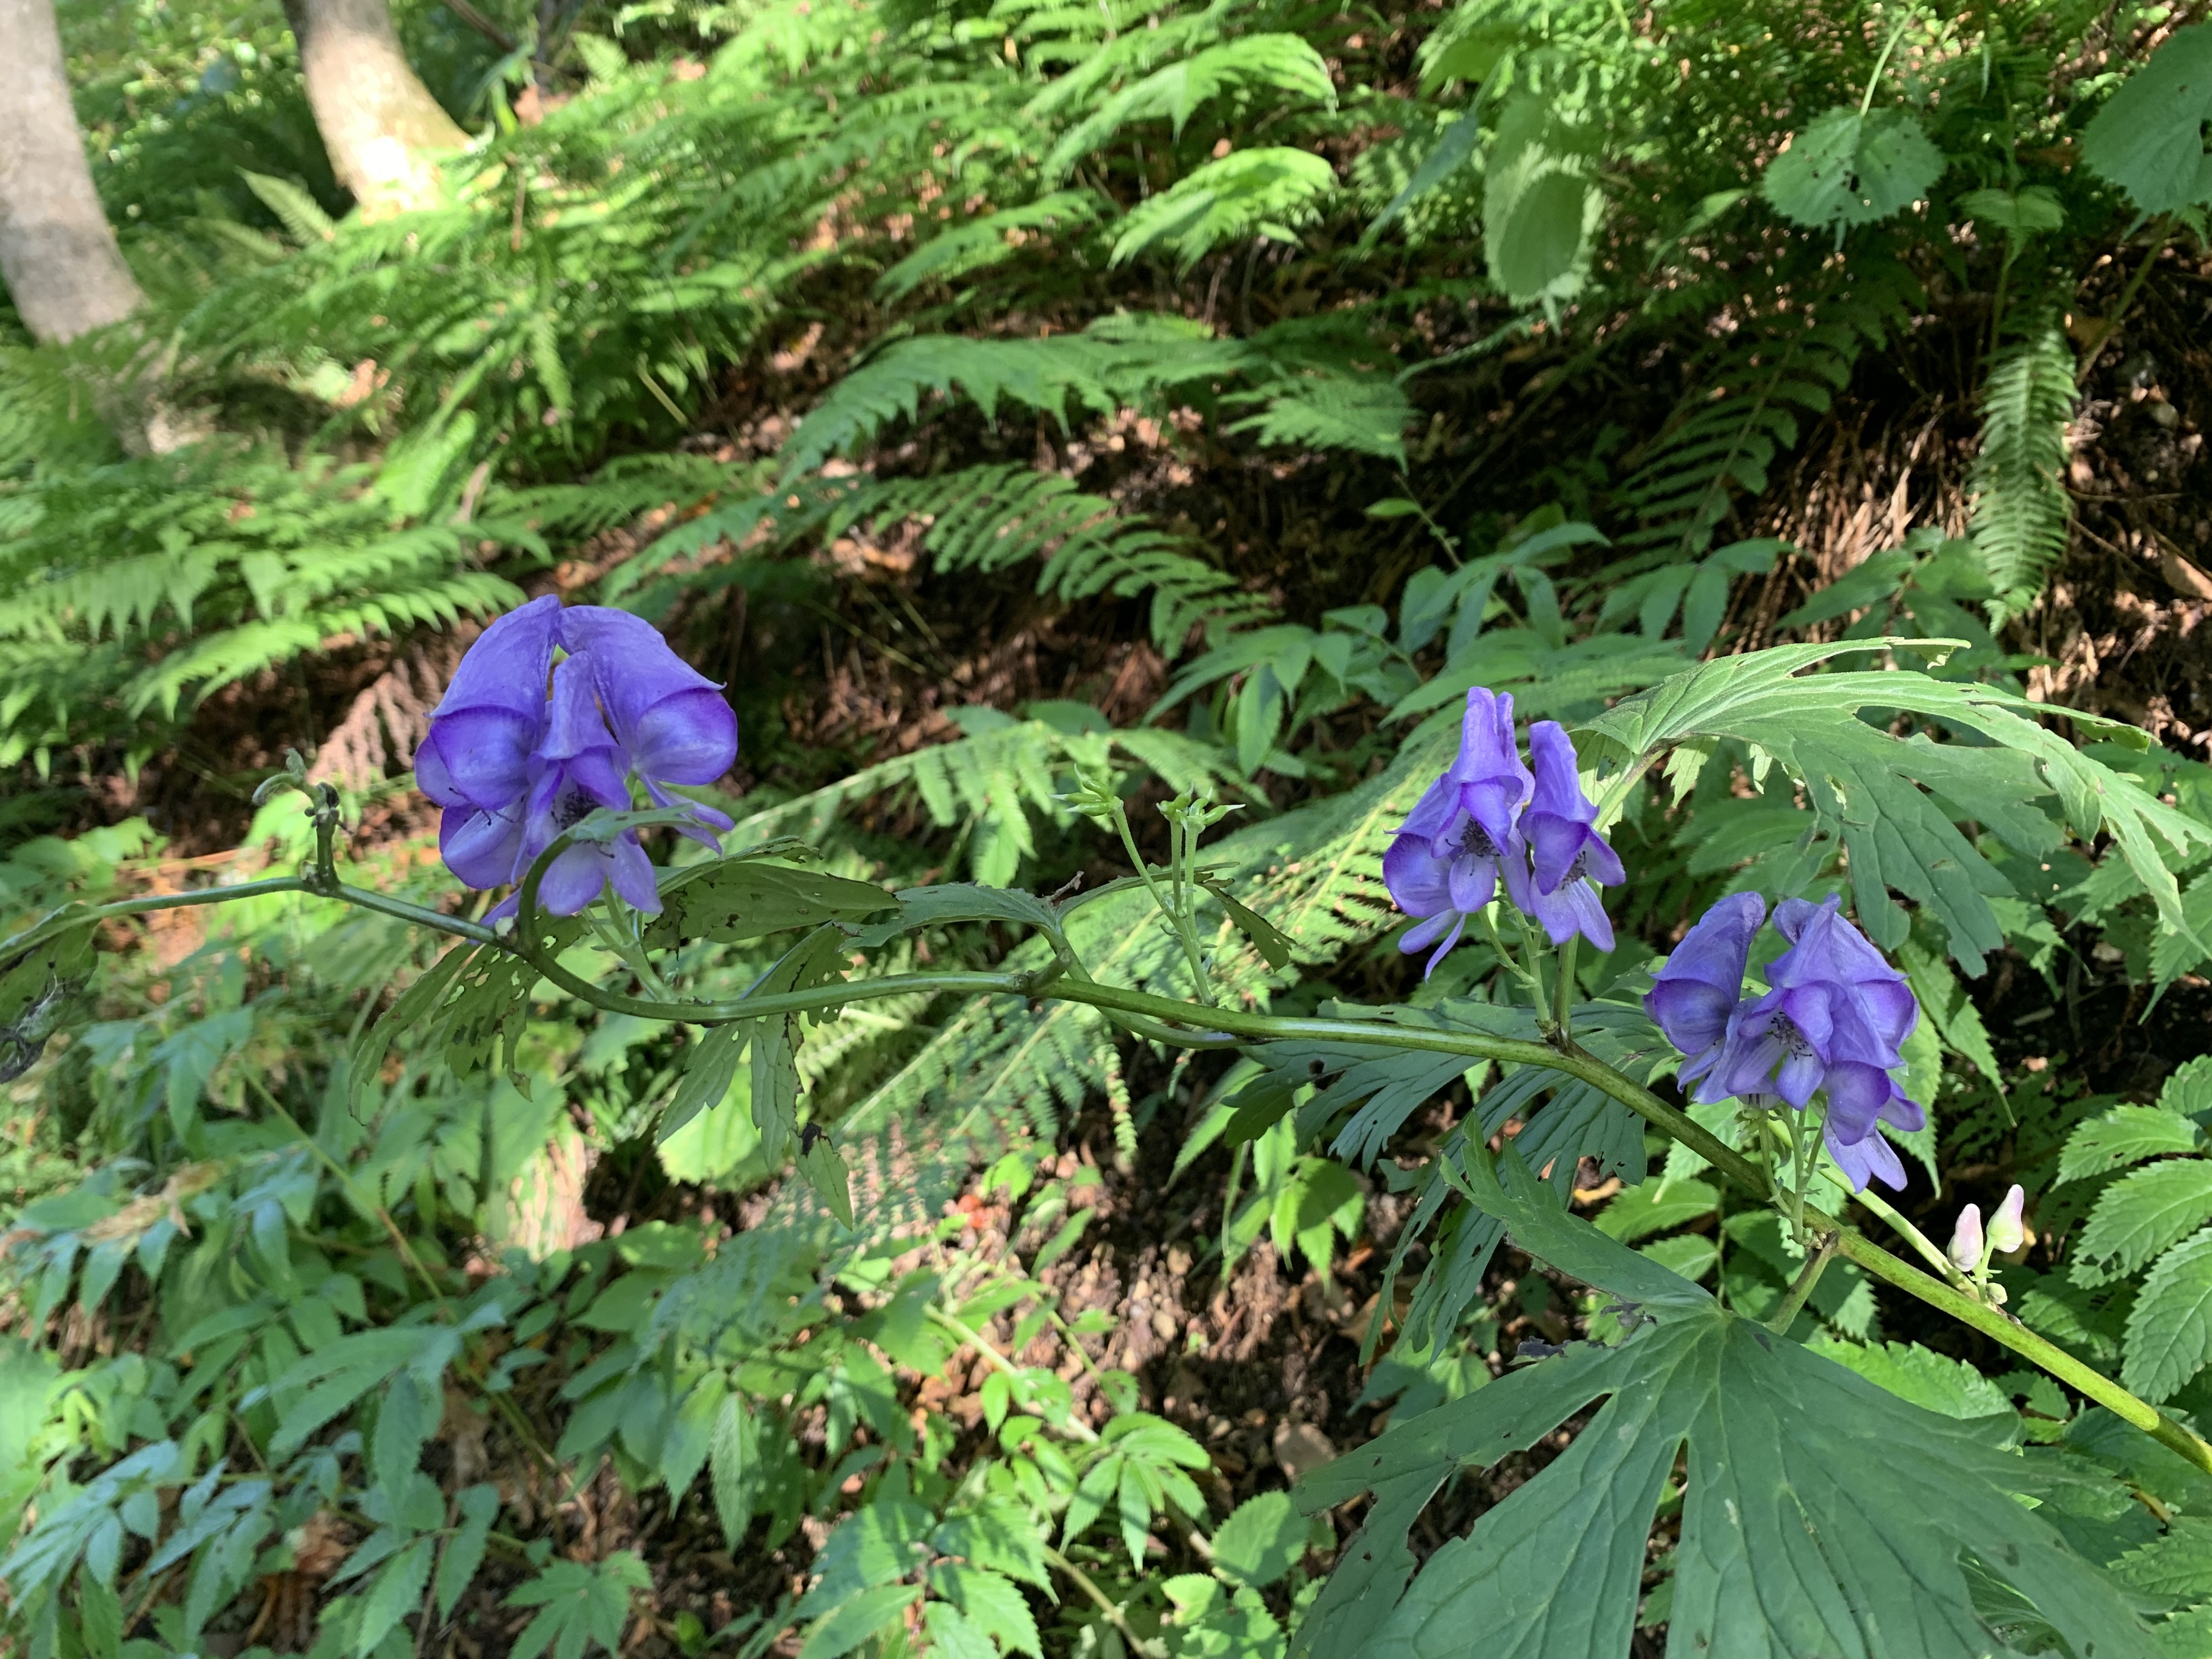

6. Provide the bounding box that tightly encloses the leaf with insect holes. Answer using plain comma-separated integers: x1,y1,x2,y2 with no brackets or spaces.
1763,106,1944,232
2059,1104,2200,1185
1291,1145,2157,1659
2081,25,2212,213
644,860,891,951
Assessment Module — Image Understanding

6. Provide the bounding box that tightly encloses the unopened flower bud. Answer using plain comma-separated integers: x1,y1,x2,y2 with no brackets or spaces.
1988,1185,2028,1255
1947,1204,1984,1271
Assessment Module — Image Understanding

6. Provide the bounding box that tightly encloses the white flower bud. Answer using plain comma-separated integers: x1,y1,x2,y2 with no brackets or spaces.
1989,1185,2028,1255
1947,1203,1984,1271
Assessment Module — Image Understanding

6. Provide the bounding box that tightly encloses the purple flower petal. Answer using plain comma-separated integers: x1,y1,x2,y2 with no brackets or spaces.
607,834,663,914
419,596,561,811
1521,722,1624,895
1384,833,1454,919
537,844,611,916
557,606,738,786
439,805,524,889
417,707,543,812
1446,853,1498,914
1644,894,1765,1066
1826,1122,1906,1192
1447,689,1532,857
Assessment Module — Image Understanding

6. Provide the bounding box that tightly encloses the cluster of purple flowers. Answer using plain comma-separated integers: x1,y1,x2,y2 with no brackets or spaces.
420,596,739,917
1646,892,1925,1191
1382,688,1625,973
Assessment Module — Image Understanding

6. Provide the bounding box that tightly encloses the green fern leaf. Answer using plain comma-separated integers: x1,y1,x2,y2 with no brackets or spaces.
1969,321,2075,617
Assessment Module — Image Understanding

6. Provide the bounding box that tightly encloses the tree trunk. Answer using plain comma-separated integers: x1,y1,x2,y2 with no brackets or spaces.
281,0,468,216
0,0,145,343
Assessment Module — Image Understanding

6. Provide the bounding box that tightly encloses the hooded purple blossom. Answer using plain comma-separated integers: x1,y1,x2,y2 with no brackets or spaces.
1522,722,1625,896
1701,895,1923,1191
511,653,661,917
417,595,561,819
1383,689,1533,974
419,599,739,916
1644,893,1765,1086
553,607,738,846
1446,689,1533,862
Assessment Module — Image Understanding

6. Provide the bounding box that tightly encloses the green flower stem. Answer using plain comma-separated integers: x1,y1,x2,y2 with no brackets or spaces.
1828,1227,2212,1474
1551,935,1579,1046
1763,1229,1839,1334
22,866,2212,1477
1104,790,1213,1006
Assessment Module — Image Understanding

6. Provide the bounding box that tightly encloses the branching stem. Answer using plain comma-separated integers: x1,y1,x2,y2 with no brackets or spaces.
30,863,2212,1478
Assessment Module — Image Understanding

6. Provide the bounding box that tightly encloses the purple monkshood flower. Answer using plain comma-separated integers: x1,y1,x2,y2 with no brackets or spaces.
1643,893,1766,1087
1699,894,1923,1191
1505,720,1622,951
1447,688,1533,862
515,652,662,916
1383,689,1533,975
419,597,738,917
552,607,738,846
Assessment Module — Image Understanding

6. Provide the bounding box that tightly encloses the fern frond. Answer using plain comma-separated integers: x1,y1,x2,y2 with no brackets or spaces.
1970,321,2076,618
1610,270,1913,561
776,317,1255,482
1110,147,1337,271
855,463,1273,651
1042,35,1337,179
1226,369,1411,462
825,724,1455,1207
876,192,1104,299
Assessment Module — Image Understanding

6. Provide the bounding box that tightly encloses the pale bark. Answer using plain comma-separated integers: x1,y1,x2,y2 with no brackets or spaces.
281,0,468,216
0,0,145,343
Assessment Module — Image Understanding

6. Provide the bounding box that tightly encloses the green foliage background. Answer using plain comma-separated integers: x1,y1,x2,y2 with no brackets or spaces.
14,0,2212,1654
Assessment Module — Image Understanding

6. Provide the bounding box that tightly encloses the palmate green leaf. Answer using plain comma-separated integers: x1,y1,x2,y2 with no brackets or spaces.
1292,1147,2158,1659
851,884,1065,949
435,1486,499,1621
1580,641,2211,971
2081,24,2212,213
2059,1103,2200,1185
2072,1162,2212,1286
658,1022,748,1147
1762,106,1945,233
507,1554,654,1659
2124,1230,2212,1402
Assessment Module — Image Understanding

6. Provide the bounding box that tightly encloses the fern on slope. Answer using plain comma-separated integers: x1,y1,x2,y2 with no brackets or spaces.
0,448,524,767
731,713,1240,884
776,318,1259,482
1970,319,2075,619
852,464,1276,651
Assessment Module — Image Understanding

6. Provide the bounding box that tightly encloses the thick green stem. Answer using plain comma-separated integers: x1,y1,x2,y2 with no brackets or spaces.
26,866,2212,1477
1765,1230,1839,1334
